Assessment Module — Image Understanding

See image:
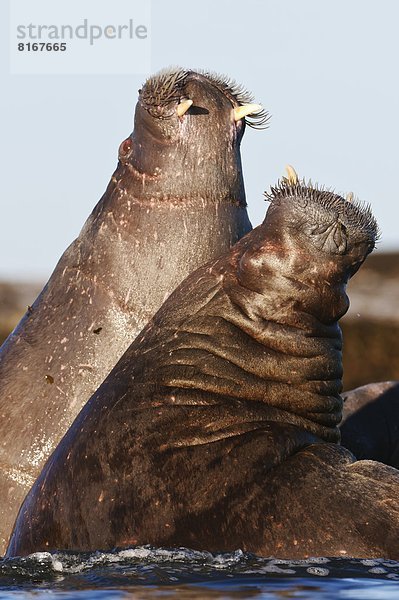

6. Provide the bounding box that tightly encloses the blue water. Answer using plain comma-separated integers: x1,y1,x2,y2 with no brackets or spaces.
0,548,398,599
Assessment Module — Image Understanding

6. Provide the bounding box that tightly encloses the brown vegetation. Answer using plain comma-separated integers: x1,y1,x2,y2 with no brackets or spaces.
0,282,41,345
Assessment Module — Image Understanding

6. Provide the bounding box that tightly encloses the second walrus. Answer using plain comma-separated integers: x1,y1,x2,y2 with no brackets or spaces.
341,381,399,467
8,175,399,559
0,68,266,553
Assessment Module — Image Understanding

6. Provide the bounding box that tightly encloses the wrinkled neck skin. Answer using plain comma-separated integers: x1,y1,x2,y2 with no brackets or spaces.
110,104,246,205
224,219,361,441
135,219,358,445
229,233,348,441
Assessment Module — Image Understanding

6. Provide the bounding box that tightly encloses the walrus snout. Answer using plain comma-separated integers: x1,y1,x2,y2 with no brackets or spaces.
137,67,269,136
264,175,379,276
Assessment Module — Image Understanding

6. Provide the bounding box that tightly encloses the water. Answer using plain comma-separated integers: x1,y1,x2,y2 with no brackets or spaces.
0,547,398,599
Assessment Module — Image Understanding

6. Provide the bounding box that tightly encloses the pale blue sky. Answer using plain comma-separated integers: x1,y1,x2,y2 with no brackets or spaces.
1,0,398,280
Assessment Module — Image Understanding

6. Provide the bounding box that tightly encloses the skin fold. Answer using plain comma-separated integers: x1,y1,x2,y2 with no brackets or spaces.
0,68,265,554
7,179,399,560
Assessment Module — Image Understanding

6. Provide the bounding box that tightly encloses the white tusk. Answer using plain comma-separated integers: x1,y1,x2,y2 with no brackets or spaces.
285,164,299,185
346,192,354,203
233,103,262,121
177,99,193,117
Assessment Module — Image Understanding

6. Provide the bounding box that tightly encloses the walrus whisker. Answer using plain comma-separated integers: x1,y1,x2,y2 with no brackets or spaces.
264,180,380,244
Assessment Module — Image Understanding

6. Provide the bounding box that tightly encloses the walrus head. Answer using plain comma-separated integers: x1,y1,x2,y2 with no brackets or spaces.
235,166,379,324
117,68,268,202
265,166,378,271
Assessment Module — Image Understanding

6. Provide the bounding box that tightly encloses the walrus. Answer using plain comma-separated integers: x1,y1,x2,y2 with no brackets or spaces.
7,174,399,560
341,381,399,468
0,68,267,554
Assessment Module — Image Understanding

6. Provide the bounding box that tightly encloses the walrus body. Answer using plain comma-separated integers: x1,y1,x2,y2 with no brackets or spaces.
8,179,399,560
0,68,266,553
341,381,399,468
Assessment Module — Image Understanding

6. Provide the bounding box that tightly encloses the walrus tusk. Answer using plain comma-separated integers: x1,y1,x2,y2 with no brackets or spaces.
285,164,299,185
176,99,193,117
346,192,354,203
233,104,262,121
